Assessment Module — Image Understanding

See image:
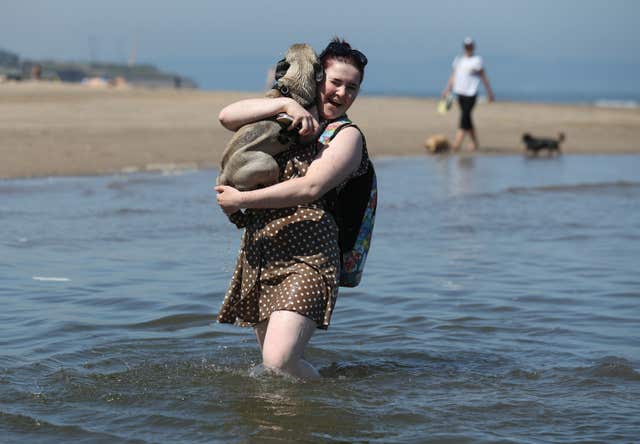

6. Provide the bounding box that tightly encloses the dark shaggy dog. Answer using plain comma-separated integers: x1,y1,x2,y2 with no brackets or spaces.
522,132,565,156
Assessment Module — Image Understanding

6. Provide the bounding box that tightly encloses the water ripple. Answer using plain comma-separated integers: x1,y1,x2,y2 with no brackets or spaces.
126,313,217,332
2,156,640,442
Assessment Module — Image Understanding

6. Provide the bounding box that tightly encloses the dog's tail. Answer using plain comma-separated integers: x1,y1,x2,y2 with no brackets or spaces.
558,132,566,143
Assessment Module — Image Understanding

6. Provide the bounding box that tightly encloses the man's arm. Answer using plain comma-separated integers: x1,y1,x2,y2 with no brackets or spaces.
441,71,455,98
479,69,494,102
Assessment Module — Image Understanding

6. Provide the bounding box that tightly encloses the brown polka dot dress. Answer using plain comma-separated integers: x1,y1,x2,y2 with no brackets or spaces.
217,121,370,330
216,145,336,330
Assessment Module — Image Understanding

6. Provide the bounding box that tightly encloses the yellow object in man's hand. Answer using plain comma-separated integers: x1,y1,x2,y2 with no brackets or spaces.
437,100,447,114
437,93,454,114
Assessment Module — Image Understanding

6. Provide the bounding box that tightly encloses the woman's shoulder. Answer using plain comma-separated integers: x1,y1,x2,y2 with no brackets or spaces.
338,119,366,145
330,126,363,150
324,119,369,180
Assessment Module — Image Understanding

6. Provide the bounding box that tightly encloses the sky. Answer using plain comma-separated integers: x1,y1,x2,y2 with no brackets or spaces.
2,0,639,100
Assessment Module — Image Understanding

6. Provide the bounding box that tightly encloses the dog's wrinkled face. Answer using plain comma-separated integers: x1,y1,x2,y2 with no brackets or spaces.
284,43,318,68
273,43,320,106
275,45,323,82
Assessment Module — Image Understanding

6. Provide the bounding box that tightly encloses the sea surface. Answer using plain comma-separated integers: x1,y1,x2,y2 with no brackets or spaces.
1,154,639,443
161,53,640,108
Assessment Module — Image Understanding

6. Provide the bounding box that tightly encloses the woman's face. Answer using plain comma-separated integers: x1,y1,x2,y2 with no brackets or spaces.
317,60,361,121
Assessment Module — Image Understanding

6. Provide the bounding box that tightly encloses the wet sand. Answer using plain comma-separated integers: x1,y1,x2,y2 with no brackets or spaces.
1,82,639,179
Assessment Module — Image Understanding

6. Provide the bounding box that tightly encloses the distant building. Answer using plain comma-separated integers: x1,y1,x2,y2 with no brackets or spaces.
1,47,197,88
0,48,20,67
55,68,87,83
0,49,22,80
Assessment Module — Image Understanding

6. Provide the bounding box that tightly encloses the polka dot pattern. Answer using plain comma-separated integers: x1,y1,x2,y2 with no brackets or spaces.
217,143,342,330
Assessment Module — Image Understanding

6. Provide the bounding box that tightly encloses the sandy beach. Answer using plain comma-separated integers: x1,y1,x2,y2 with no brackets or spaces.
1,82,639,179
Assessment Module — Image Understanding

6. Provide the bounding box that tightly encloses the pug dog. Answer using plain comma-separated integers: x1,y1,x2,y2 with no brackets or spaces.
216,43,324,191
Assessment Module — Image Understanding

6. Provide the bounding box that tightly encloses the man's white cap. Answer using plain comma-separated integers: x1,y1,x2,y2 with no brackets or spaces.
463,37,474,46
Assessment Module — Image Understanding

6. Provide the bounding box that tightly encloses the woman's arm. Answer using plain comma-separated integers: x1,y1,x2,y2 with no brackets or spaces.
215,127,363,214
218,97,319,135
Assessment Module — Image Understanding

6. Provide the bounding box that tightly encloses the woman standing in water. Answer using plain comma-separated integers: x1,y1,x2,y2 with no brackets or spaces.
215,38,370,380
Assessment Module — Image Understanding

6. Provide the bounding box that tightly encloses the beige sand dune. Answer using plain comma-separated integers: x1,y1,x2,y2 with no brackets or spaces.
1,82,639,179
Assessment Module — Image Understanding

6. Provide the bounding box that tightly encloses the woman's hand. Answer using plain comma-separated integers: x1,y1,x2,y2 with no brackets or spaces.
215,185,243,215
219,97,319,133
283,100,320,137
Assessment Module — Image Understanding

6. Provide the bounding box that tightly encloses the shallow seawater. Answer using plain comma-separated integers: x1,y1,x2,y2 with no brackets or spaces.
1,154,639,443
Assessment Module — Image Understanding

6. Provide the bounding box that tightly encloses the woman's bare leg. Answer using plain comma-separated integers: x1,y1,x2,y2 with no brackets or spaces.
260,310,320,380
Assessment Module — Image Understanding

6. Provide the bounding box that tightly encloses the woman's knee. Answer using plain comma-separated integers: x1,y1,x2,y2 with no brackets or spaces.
261,344,295,372
260,311,316,372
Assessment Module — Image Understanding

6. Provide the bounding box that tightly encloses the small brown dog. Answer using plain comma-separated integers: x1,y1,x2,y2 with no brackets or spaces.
424,134,451,154
217,43,323,191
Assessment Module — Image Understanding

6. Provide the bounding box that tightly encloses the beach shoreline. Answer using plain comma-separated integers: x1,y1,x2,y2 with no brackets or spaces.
1,82,639,179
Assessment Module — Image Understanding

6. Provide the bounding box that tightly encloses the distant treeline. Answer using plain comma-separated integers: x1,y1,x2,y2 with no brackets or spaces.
0,48,197,88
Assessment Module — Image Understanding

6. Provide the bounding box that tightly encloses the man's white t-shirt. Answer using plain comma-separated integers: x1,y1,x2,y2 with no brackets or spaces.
452,55,483,97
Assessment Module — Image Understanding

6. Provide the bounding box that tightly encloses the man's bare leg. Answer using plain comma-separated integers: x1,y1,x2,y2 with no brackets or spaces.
452,129,466,151
467,128,478,151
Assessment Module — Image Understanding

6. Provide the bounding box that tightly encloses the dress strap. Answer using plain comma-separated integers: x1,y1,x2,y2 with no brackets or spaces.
317,116,353,146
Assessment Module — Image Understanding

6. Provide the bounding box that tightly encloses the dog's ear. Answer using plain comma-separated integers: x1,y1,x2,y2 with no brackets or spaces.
314,62,324,82
274,58,290,82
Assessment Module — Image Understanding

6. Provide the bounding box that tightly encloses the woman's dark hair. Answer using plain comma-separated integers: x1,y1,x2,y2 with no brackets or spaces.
319,37,367,83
